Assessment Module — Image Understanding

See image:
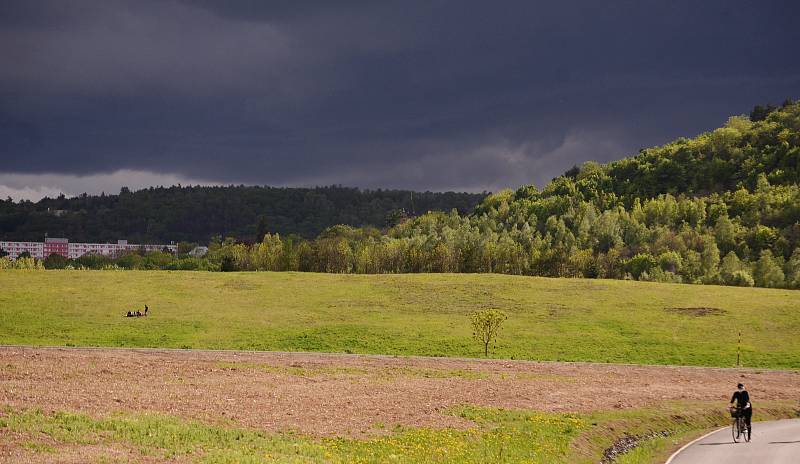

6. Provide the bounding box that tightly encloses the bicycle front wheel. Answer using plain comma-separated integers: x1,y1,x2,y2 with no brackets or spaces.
732,418,740,443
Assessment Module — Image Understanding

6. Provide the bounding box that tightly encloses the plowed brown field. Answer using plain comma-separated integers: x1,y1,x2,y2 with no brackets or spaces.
2,346,798,438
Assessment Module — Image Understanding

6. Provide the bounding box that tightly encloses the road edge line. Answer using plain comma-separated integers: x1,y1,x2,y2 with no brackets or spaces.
663,426,726,464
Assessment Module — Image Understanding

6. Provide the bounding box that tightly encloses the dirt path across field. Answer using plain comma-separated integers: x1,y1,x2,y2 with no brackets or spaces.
1,346,798,437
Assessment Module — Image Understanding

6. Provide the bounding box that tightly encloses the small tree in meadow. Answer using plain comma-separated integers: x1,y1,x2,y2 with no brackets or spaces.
470,309,507,357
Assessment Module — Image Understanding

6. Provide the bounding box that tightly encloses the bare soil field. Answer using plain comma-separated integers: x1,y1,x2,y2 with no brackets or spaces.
2,347,800,463
2,346,799,436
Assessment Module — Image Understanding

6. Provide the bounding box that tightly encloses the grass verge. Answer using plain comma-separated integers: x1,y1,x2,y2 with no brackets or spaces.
2,402,797,463
0,406,585,463
569,401,800,463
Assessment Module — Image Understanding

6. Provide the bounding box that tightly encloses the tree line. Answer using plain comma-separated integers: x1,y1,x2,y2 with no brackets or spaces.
0,185,486,242
3,100,800,289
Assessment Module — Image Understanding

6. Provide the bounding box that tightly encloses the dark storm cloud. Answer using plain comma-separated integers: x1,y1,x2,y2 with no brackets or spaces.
1,0,799,197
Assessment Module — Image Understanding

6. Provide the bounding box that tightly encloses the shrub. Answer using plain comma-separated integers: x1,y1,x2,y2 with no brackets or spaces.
470,309,507,357
74,253,112,269
11,257,44,270
44,254,70,269
641,268,683,284
625,253,657,280
729,270,755,287
115,253,145,269
753,250,785,288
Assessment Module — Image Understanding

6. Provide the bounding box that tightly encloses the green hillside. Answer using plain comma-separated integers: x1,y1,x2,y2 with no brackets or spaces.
164,102,800,288
3,102,800,291
1,270,798,368
558,100,799,200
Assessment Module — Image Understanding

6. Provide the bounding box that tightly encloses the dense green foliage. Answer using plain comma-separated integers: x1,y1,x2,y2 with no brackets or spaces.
2,271,798,368
0,256,44,270
4,101,800,289
0,185,485,242
569,100,799,199
164,100,799,289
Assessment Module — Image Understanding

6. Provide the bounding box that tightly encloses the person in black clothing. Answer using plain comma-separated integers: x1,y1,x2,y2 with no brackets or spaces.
730,382,752,433
144,305,148,316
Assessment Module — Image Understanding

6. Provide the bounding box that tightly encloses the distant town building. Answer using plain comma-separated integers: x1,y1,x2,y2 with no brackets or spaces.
0,237,176,260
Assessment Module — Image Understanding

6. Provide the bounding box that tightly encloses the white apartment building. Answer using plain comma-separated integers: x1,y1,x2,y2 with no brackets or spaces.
0,237,176,260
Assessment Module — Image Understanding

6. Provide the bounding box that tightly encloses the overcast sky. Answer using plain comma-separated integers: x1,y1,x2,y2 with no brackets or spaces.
1,0,798,200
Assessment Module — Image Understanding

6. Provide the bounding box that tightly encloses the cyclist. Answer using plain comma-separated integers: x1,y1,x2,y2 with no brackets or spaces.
729,382,752,435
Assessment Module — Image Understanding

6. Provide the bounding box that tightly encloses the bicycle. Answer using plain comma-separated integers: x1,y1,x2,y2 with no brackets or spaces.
730,407,751,443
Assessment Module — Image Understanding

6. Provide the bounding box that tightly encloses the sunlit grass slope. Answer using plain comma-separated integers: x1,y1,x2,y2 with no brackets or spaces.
1,270,798,368
3,403,797,463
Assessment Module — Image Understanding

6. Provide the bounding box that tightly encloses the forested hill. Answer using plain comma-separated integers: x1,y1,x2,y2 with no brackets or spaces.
446,99,799,287
4,101,799,289
517,99,799,206
0,186,486,242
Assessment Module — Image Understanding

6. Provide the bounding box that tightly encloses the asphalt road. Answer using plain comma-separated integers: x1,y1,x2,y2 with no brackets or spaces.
667,419,800,464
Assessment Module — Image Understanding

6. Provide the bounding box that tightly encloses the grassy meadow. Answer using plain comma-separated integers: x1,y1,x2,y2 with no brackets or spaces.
0,406,585,464
1,270,798,368
4,402,797,463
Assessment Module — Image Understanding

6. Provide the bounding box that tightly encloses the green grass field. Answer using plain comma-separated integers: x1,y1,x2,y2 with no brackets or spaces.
1,270,799,368
1,406,585,463
4,402,797,463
